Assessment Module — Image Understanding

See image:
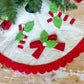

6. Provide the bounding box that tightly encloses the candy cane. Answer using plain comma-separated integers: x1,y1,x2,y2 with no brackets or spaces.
17,24,28,49
47,11,75,25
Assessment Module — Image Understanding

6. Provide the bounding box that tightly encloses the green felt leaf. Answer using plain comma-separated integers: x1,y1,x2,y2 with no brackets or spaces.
53,16,62,29
1,15,7,20
40,30,48,43
46,40,58,49
49,2,58,13
15,32,25,41
24,21,34,32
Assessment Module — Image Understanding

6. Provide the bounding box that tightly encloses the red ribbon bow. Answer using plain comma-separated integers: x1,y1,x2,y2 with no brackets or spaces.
30,34,65,59
0,19,11,30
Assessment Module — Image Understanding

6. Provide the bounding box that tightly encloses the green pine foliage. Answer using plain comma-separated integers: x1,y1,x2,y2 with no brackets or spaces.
50,0,77,11
28,0,42,12
16,0,28,8
0,0,77,23
0,0,17,23
16,0,25,7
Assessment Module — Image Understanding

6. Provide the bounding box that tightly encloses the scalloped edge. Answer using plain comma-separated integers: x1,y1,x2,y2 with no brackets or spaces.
0,38,84,74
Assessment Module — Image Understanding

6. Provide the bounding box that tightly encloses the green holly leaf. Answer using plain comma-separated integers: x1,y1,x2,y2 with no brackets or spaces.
53,16,62,29
15,32,25,41
49,2,58,13
24,21,34,32
46,40,58,49
1,15,7,20
40,30,48,43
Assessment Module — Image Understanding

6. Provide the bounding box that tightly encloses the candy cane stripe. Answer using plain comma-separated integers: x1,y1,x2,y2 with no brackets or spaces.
18,45,23,49
70,18,75,25
47,11,76,25
18,35,27,49
23,28,24,31
47,18,53,23
58,12,62,17
18,24,28,49
19,40,26,44
19,24,22,31
63,15,69,21
48,11,54,17
24,36,28,39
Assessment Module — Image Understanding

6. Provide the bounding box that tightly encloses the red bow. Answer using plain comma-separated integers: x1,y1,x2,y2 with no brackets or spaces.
30,34,65,59
0,20,11,30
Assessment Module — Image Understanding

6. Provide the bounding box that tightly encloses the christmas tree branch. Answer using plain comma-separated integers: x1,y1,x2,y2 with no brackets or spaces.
0,0,17,23
50,0,77,11
0,0,77,23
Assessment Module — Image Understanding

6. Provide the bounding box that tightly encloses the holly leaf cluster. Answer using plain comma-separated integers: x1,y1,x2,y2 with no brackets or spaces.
15,21,34,41
40,30,58,48
49,2,62,29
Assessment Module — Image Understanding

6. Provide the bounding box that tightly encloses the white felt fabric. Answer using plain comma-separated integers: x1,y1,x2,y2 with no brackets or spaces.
0,1,84,65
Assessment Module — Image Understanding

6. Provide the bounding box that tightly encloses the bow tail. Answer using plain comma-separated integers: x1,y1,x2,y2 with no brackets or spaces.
54,43,65,51
30,40,45,59
32,46,45,59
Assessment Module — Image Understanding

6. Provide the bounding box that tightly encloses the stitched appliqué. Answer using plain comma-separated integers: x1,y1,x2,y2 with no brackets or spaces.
17,24,28,49
47,11,75,25
15,21,34,49
30,31,65,59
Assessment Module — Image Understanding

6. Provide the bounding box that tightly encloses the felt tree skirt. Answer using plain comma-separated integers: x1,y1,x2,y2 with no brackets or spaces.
0,1,84,74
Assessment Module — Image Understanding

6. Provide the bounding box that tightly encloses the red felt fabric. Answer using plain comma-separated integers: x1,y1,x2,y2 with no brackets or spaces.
23,28,24,31
30,34,65,59
18,45,23,49
30,40,42,48
32,46,45,59
30,40,45,59
24,36,28,39
70,18,75,25
63,15,69,21
19,24,22,31
19,40,26,44
48,11,54,17
0,38,84,74
58,12,62,17
48,34,57,40
76,0,82,3
47,18,53,23
1,20,11,30
48,35,65,51
54,43,65,51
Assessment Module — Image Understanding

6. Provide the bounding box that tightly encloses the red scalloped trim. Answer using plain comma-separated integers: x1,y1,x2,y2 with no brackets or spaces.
0,38,84,74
